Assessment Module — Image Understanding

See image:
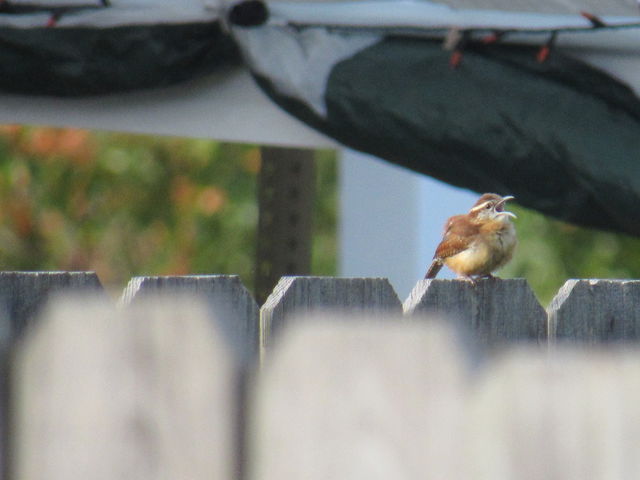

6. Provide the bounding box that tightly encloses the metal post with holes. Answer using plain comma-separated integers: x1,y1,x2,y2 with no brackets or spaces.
255,147,316,305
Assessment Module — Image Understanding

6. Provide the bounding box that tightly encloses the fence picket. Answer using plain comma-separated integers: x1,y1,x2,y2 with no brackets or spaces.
13,295,238,480
548,279,640,344
468,349,640,479
121,275,259,362
0,271,102,337
250,316,469,480
404,278,547,346
260,276,401,349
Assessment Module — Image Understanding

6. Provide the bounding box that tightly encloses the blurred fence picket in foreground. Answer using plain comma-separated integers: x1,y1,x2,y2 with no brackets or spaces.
5,272,640,479
14,296,237,480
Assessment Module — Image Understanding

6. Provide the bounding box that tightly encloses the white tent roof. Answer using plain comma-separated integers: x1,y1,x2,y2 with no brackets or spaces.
434,0,639,15
266,0,640,15
0,68,335,147
264,0,640,32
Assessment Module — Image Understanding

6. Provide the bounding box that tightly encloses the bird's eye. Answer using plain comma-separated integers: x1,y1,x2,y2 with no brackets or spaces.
485,203,492,209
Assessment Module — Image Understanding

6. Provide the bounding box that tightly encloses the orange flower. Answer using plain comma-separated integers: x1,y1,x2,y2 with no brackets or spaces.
197,186,227,215
27,128,58,157
21,127,95,164
58,129,95,165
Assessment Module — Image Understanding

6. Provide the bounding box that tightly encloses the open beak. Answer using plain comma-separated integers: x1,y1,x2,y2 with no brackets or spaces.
496,196,516,219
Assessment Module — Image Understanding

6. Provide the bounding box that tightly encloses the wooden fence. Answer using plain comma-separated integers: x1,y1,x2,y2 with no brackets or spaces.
3,272,640,479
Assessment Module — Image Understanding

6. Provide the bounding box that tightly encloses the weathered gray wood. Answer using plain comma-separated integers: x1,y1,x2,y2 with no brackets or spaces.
0,271,103,478
403,278,546,346
260,276,402,349
13,295,237,480
548,279,640,344
0,271,103,337
121,275,259,362
0,271,104,473
250,315,469,480
467,349,640,479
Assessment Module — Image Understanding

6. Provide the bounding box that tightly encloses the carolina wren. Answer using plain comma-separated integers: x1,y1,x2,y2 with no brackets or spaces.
425,193,517,280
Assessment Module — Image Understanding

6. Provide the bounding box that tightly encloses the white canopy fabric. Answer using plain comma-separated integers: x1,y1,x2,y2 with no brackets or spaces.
264,0,640,16
433,0,640,15
262,0,640,32
0,0,220,27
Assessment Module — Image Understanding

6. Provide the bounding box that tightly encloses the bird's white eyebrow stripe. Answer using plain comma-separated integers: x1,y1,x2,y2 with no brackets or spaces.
470,201,491,213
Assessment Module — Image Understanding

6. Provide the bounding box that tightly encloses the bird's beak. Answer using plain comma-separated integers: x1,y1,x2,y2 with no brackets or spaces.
496,196,516,218
499,211,517,219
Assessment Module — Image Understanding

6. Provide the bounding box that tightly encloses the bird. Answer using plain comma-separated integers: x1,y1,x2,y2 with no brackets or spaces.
425,193,517,281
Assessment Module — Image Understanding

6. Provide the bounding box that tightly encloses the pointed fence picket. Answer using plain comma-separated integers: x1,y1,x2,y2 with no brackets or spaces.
260,276,402,349
548,279,640,344
120,275,259,363
13,296,238,480
404,278,547,345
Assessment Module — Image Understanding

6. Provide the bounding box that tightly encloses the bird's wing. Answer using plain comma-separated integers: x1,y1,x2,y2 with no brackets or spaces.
434,216,479,259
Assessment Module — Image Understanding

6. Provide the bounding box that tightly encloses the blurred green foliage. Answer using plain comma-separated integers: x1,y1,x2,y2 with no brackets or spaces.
311,149,338,276
0,126,337,294
501,204,640,305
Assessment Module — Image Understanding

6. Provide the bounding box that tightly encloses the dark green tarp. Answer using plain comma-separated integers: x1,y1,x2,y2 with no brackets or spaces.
0,22,238,96
255,36,640,236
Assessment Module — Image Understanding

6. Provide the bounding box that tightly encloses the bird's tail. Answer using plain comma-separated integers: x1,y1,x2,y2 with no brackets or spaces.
424,259,443,279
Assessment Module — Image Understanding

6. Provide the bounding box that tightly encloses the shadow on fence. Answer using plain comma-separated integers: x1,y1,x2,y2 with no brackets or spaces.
2,272,640,479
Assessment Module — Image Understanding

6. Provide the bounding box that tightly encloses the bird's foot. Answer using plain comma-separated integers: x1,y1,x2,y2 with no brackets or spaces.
457,274,498,285
458,275,477,286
